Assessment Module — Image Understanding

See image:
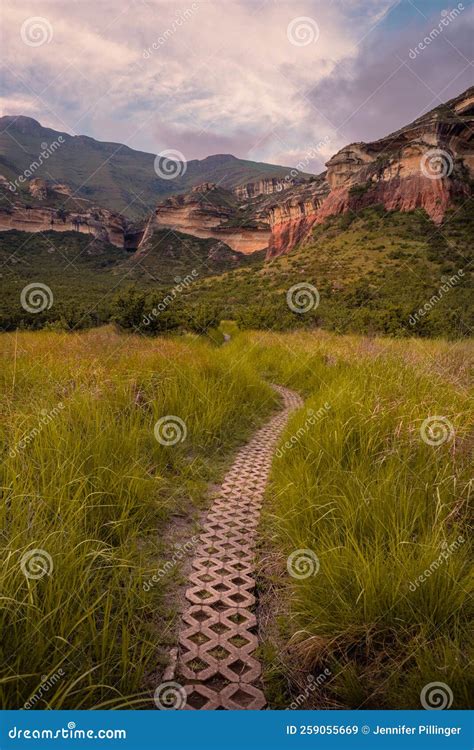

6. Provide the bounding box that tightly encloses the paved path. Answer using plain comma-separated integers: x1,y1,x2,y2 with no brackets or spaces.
177,385,303,709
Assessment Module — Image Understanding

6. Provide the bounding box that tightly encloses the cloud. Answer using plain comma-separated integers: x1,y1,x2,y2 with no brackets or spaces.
1,0,468,171
306,1,474,146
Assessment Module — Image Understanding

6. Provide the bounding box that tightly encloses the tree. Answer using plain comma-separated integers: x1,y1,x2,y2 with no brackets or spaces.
113,288,146,330
185,304,220,333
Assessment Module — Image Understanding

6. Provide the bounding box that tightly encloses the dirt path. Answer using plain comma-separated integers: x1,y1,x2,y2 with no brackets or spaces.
176,385,303,709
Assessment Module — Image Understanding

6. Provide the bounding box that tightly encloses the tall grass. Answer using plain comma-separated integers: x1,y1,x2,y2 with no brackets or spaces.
230,331,473,709
1,325,472,710
0,327,277,708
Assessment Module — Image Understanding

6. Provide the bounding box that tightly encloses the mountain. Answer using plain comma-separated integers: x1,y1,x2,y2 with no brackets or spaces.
0,116,312,219
3,87,471,262
139,87,473,258
0,86,472,337
266,85,473,256
182,198,474,338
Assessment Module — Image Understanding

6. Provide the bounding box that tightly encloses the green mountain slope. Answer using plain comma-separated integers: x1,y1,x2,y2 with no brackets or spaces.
2,202,472,337
183,201,474,338
0,227,262,330
0,116,311,219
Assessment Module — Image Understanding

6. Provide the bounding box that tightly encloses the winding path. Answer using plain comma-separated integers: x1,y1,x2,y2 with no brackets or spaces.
177,385,302,709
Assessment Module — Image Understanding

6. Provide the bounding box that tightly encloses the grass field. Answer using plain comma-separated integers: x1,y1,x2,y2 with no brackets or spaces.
0,325,472,709
190,203,474,338
229,331,473,709
0,326,276,708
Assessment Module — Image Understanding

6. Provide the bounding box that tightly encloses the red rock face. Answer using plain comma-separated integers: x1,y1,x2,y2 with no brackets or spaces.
266,87,473,255
267,174,466,257
266,171,469,257
265,87,474,256
267,212,318,258
262,178,329,258
315,176,469,226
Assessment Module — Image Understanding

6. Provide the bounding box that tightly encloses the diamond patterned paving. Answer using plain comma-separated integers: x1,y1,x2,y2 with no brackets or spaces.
177,385,302,710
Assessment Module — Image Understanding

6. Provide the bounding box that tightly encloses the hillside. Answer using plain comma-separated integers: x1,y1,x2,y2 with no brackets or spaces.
1,199,472,338
0,88,472,338
136,87,473,259
0,116,312,219
183,201,474,338
0,225,263,331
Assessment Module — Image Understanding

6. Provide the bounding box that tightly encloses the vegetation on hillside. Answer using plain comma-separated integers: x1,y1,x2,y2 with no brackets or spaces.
0,229,257,331
0,117,310,218
1,201,473,338
192,201,474,338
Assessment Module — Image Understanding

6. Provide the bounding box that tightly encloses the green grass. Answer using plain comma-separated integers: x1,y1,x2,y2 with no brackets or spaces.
227,331,473,709
2,202,472,338
1,325,472,710
0,326,277,708
0,229,262,331
185,202,474,338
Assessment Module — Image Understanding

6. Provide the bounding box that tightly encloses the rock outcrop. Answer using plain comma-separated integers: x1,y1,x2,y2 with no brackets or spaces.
263,86,473,256
2,87,471,267
0,178,139,249
315,87,473,228
139,183,271,255
232,177,293,200
139,87,473,261
264,177,329,258
0,204,127,246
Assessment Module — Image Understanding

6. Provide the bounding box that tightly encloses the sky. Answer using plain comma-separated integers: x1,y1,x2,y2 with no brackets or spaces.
1,0,473,173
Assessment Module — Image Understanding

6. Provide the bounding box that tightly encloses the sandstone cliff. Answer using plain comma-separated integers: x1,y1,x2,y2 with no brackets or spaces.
264,86,473,256
0,178,136,248
263,177,329,258
232,177,293,200
138,183,271,255
139,88,473,261
2,88,471,267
